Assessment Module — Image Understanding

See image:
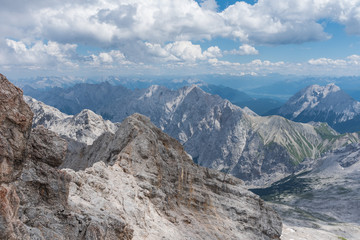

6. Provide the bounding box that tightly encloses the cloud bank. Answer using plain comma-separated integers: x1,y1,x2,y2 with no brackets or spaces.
1,0,360,76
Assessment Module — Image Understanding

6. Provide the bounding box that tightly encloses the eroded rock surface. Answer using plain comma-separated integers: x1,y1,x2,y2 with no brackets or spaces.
0,73,33,240
0,74,33,183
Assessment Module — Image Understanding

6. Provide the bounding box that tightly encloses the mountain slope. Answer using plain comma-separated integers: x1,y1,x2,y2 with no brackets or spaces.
24,96,117,145
252,143,360,239
276,83,360,133
24,83,360,185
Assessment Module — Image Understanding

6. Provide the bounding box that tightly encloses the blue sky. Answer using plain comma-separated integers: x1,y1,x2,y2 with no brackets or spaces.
1,0,360,79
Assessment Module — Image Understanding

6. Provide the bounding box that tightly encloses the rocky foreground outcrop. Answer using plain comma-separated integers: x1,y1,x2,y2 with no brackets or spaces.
0,73,33,239
0,73,282,239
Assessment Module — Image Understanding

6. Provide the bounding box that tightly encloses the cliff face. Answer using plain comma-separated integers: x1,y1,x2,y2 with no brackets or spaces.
0,74,33,183
0,74,282,239
0,73,33,239
0,74,133,239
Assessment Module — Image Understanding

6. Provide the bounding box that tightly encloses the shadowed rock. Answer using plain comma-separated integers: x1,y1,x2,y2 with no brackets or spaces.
0,74,33,183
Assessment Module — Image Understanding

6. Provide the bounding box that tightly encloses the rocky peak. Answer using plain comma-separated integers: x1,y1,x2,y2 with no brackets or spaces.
24,95,69,127
25,96,117,145
22,81,360,184
290,84,345,117
303,83,340,99
277,83,360,132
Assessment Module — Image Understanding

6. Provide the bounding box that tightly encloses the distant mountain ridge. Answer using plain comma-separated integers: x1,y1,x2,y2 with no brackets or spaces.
200,84,284,115
24,96,117,145
24,82,360,185
275,83,360,133
24,80,282,115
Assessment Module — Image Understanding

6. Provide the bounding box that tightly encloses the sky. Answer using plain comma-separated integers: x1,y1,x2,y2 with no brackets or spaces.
1,0,360,79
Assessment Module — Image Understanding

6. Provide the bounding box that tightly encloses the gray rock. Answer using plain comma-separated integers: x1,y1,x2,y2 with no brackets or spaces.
0,74,33,183
0,73,33,240
27,126,67,167
277,83,360,133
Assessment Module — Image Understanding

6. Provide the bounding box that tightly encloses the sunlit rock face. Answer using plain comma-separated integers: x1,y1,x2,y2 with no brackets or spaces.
24,96,117,145
277,84,360,133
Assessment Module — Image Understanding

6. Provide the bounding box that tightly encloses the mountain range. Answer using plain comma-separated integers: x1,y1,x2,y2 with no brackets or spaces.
274,83,360,133
23,82,360,186
0,73,282,239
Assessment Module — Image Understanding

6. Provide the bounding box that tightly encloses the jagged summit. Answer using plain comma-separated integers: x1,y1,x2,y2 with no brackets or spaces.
277,83,360,133
304,83,341,98
24,96,117,145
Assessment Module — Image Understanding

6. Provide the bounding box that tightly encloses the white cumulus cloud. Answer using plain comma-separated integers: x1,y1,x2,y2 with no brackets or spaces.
226,44,259,55
2,0,360,48
308,58,348,66
3,39,78,68
145,41,221,62
1,0,360,76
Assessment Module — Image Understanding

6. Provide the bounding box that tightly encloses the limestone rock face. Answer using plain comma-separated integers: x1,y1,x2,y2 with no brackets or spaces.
0,73,33,240
0,74,33,183
0,75,133,239
14,149,134,240
27,126,68,167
